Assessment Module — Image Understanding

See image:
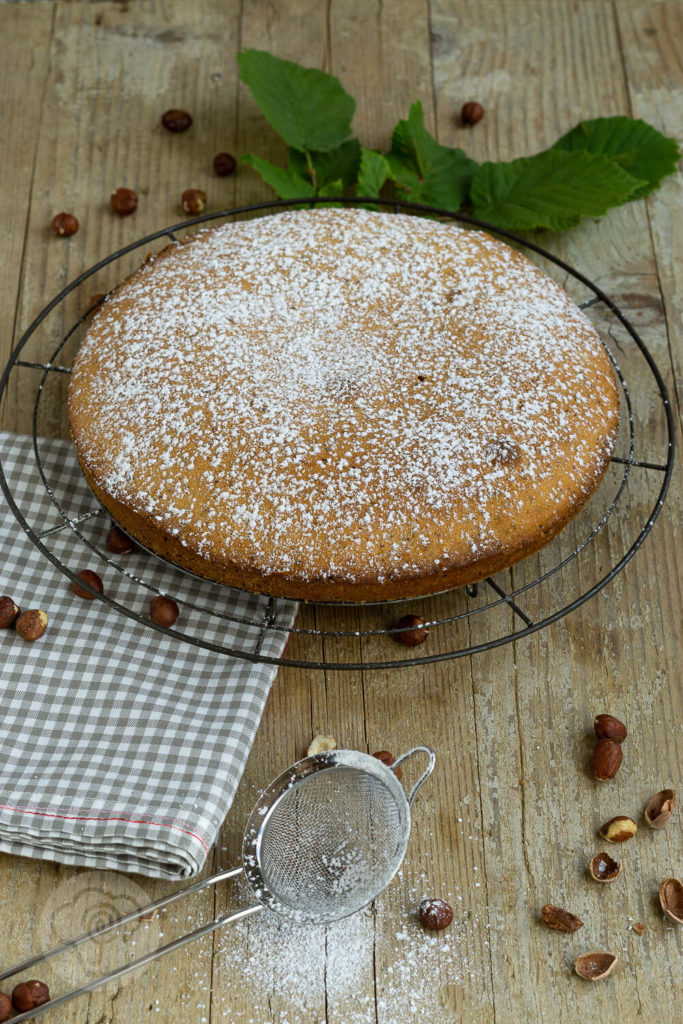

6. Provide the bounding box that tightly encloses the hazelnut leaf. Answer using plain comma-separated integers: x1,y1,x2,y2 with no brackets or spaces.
387,101,478,211
288,140,362,191
552,116,680,198
238,49,355,153
357,148,394,198
470,149,646,231
241,153,315,199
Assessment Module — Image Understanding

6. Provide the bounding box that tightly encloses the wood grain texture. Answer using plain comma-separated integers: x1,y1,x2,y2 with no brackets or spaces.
0,1,680,1022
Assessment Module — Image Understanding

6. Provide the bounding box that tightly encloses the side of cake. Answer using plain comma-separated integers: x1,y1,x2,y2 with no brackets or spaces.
68,208,620,601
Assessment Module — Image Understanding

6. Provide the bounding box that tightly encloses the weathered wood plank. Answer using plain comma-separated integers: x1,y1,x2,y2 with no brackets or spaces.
430,2,681,1022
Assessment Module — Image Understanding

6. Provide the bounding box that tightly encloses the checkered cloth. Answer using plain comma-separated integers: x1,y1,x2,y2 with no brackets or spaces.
0,431,298,878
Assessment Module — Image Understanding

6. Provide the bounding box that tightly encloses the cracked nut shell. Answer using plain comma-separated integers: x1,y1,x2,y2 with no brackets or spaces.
149,596,179,627
12,980,50,1012
588,852,622,883
72,569,104,599
593,714,627,742
15,609,48,641
540,904,584,932
0,595,21,628
181,188,206,214
418,898,453,930
307,734,337,756
393,614,429,646
645,788,675,829
659,877,683,925
592,738,623,781
0,993,11,1023
372,750,402,781
599,815,637,843
574,951,618,981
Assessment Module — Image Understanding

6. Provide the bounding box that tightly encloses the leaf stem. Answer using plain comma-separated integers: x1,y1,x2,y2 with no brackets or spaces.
305,149,318,193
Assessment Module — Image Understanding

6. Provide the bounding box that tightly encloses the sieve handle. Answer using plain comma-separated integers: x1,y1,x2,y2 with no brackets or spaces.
391,745,436,805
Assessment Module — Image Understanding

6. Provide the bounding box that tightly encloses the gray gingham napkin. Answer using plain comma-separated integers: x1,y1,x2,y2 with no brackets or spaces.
0,431,298,878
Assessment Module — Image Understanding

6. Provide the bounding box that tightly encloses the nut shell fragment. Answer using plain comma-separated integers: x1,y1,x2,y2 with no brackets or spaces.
574,951,618,981
588,852,622,883
307,734,337,757
659,877,683,925
645,789,676,829
540,904,584,933
598,815,637,843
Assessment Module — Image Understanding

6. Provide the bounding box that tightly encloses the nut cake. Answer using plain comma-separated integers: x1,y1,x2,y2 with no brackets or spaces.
68,209,620,601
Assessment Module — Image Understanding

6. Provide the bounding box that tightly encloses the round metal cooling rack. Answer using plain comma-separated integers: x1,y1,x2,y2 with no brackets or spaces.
0,197,675,670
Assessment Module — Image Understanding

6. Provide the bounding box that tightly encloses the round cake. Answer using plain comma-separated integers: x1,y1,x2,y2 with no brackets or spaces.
68,208,620,602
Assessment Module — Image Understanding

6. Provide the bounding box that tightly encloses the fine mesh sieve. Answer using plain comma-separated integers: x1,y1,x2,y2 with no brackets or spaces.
2,746,435,1022
242,746,434,924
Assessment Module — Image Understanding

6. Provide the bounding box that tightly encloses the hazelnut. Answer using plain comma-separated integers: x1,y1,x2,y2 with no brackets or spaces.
110,187,138,215
372,750,402,781
540,904,584,933
574,951,618,981
659,877,683,925
631,921,645,936
12,980,50,1012
161,108,192,133
418,898,453,931
393,614,429,646
51,212,79,237
644,788,675,829
0,993,11,1023
593,714,627,743
588,852,622,883
213,152,237,177
598,815,637,843
0,595,21,628
592,738,623,781
181,188,207,215
149,595,179,626
307,734,337,756
105,524,136,554
460,101,485,126
15,609,48,641
71,569,104,600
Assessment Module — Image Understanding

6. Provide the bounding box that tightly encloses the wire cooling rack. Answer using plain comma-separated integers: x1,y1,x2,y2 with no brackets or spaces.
0,198,675,670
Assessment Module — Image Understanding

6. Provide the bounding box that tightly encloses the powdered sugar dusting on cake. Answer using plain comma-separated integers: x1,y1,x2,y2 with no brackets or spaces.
69,209,619,588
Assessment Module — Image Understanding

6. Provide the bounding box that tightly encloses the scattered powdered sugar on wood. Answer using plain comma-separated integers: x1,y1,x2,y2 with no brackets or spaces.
214,870,492,1023
69,208,619,589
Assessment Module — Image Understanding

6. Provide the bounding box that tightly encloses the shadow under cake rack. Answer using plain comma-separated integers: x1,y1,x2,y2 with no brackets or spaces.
0,198,675,670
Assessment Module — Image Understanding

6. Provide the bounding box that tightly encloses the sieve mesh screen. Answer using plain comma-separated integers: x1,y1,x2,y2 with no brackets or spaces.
258,765,404,920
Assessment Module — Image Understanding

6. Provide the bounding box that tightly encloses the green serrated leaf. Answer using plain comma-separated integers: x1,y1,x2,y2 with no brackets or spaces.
238,49,355,153
552,116,680,199
241,153,315,199
356,149,393,197
387,101,478,211
470,149,646,232
288,140,361,190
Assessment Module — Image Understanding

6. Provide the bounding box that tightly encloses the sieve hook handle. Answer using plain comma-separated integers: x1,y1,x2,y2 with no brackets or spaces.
391,745,436,805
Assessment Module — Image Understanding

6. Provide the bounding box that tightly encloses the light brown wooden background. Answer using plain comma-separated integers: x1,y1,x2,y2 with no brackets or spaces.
0,1,680,1022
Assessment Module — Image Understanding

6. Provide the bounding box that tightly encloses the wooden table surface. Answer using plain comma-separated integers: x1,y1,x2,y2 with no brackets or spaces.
1,1,680,1021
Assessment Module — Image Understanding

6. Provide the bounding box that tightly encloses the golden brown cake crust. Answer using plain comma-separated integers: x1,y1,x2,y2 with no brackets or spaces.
68,209,620,602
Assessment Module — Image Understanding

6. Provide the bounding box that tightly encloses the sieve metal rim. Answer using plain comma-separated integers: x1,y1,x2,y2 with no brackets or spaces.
241,749,412,924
